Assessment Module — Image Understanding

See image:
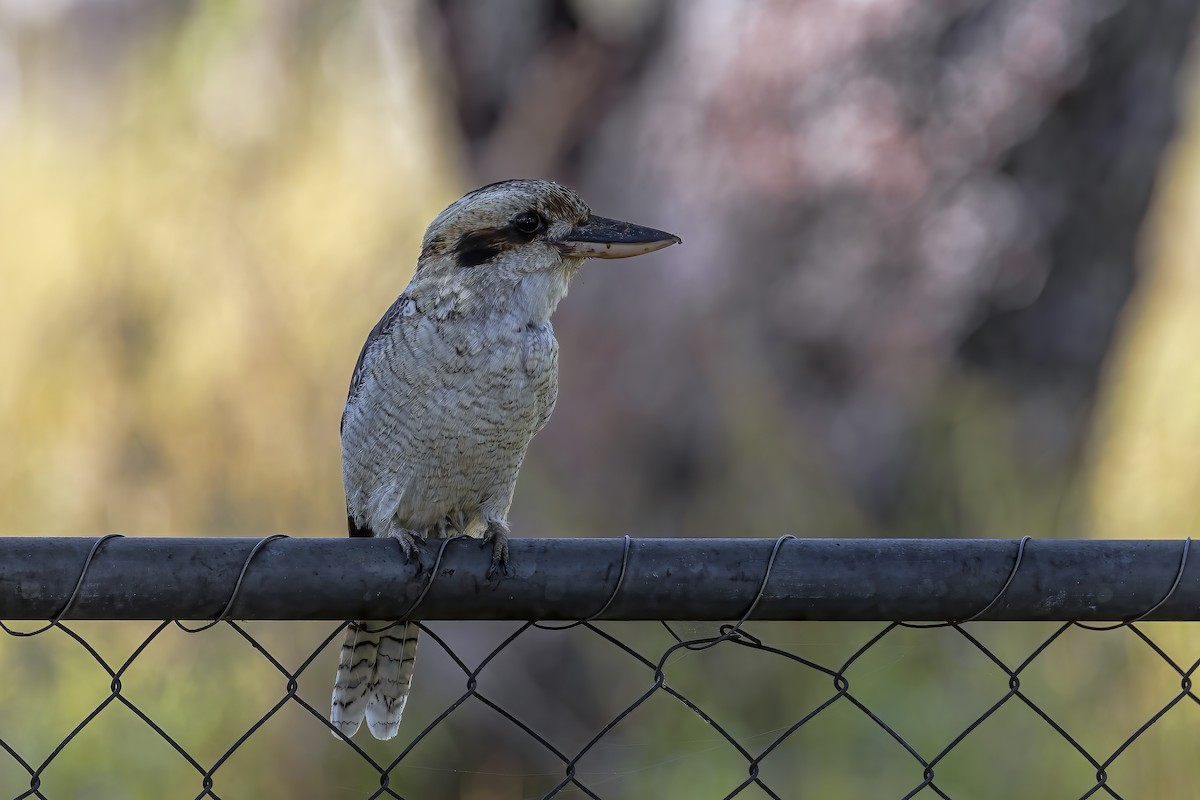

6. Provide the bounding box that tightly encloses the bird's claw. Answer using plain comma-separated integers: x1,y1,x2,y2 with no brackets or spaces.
394,529,427,571
482,528,510,579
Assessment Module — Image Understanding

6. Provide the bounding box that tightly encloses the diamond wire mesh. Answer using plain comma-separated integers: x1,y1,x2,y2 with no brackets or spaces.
1,537,1198,799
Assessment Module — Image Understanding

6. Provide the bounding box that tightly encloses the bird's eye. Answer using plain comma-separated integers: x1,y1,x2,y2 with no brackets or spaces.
513,212,543,235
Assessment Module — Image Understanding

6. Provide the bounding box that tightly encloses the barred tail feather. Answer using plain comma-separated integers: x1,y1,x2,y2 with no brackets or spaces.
330,620,378,737
330,620,418,740
364,620,418,740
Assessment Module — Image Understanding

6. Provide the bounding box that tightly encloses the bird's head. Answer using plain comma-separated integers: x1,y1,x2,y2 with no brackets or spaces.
411,179,680,322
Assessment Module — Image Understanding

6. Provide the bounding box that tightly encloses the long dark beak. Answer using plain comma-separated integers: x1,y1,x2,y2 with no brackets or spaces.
557,215,681,259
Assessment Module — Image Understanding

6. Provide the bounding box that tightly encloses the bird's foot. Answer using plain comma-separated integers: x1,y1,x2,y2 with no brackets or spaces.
391,528,427,566
481,523,510,579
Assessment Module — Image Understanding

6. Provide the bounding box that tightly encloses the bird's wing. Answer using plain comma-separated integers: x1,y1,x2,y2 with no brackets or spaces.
343,293,413,538
342,294,412,431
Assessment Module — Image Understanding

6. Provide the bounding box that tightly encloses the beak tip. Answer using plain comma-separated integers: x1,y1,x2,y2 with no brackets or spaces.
560,218,682,258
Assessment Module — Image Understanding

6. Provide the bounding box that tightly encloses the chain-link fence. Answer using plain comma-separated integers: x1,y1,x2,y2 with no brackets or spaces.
1,536,1198,799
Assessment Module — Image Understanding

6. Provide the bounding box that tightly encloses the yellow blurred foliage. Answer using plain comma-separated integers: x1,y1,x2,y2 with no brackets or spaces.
0,4,473,796
1089,56,1200,539
0,2,460,537
1082,53,1200,800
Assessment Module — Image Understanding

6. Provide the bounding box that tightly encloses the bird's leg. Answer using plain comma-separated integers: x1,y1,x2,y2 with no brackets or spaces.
481,519,510,578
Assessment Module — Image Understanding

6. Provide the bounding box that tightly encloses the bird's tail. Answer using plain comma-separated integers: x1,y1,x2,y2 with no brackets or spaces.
330,619,419,740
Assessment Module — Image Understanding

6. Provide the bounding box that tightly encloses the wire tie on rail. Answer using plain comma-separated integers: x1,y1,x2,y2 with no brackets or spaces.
536,534,632,630
662,533,796,650
394,533,467,620
901,535,1032,629
1132,535,1192,621
732,534,796,631
1077,536,1192,631
176,534,288,633
961,535,1032,623
0,533,125,637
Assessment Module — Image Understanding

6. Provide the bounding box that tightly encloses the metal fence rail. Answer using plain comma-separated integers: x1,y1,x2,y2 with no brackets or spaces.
1,536,1198,800
1,535,1197,621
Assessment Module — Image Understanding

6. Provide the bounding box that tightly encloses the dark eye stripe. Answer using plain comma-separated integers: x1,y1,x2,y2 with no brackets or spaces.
454,228,508,267
453,217,544,268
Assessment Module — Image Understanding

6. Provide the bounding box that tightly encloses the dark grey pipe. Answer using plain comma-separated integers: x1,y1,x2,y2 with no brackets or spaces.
0,536,1194,622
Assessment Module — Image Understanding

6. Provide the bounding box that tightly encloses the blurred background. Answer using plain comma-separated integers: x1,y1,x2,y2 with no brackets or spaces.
3,0,1200,797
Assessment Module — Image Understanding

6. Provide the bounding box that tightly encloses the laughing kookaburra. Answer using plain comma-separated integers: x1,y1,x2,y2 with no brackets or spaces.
330,179,680,740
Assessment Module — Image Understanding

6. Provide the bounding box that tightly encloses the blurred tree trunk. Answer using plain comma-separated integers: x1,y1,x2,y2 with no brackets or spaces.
963,0,1200,469
436,0,1200,535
